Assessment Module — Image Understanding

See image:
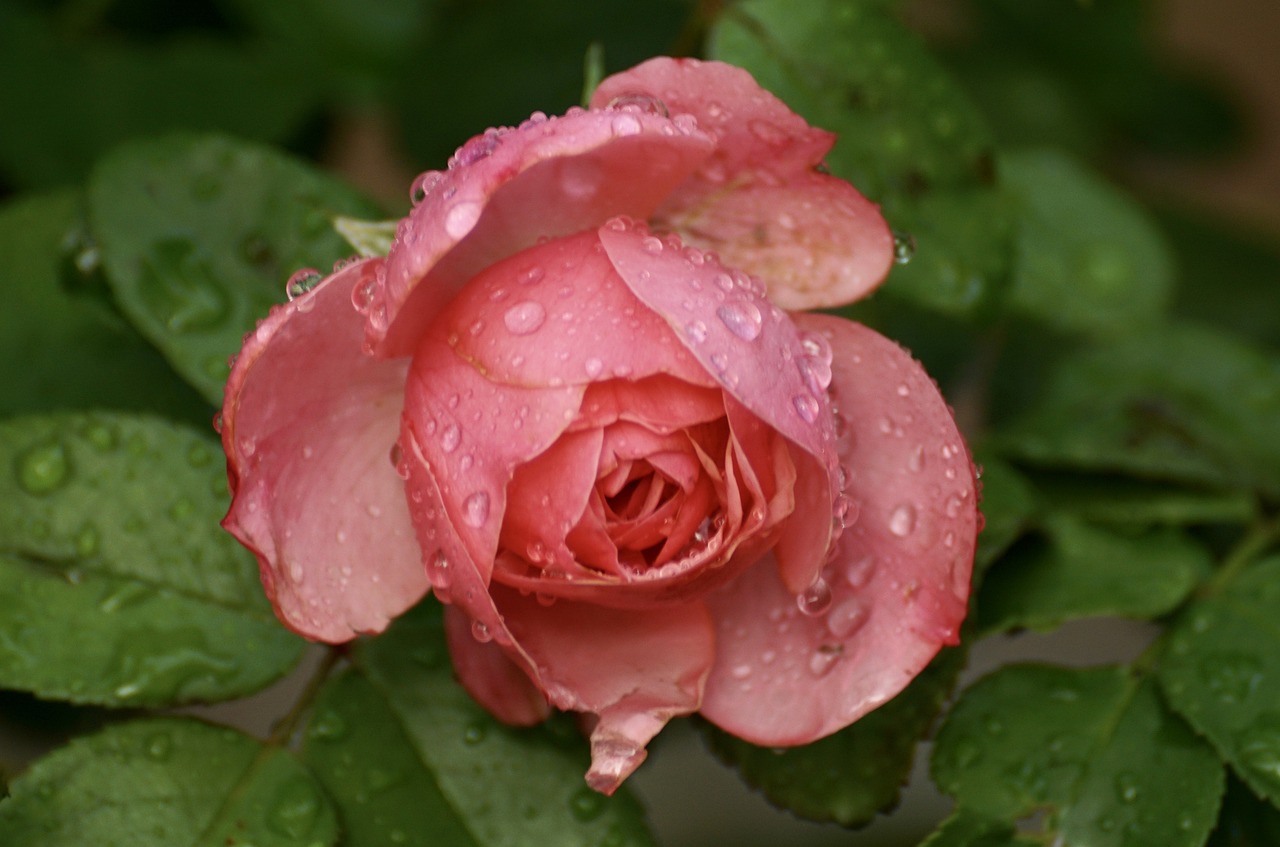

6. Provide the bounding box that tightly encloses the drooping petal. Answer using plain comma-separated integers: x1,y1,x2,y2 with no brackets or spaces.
443,605,551,726
440,229,715,390
490,585,716,795
699,314,977,745
592,57,894,310
221,259,428,642
374,109,715,357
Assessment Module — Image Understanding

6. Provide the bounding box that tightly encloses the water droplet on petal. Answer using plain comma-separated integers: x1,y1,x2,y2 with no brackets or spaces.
471,619,492,643
808,645,842,678
611,114,643,136
888,503,917,537
584,357,604,378
285,268,322,300
351,277,377,314
605,93,669,117
641,235,664,254
792,394,820,423
686,320,708,343
716,301,763,341
844,555,876,589
797,577,833,616
462,491,490,527
503,301,546,335
826,599,868,639
410,170,445,204
440,423,461,453
444,201,482,239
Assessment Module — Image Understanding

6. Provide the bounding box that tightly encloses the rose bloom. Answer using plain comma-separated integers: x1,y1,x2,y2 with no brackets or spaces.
221,58,978,793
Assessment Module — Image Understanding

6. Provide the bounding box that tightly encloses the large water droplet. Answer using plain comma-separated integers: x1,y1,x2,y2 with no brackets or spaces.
611,114,643,136
471,619,493,643
16,441,71,496
410,170,445,205
503,301,546,335
826,598,868,639
797,577,833,616
444,201,482,239
888,503,917,537
462,491,490,527
440,423,461,453
285,268,322,300
351,277,377,314
266,778,323,839
791,393,820,423
716,301,763,341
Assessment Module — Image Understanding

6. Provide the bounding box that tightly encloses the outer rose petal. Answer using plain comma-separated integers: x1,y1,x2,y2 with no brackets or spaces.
592,57,894,309
374,108,715,357
443,605,551,726
221,259,428,641
490,586,715,795
699,314,977,744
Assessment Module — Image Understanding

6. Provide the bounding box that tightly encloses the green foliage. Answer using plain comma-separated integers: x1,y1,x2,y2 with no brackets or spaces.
0,413,303,706
702,646,964,827
0,718,337,846
933,664,1224,846
87,134,382,405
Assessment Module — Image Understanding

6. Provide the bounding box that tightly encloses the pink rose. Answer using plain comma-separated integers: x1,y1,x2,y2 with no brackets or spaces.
221,58,978,793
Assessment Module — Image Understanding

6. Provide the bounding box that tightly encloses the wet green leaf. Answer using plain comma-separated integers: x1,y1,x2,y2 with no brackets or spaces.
88,133,382,405
353,600,656,847
303,669,479,847
1002,149,1173,335
0,6,324,190
1160,557,1280,808
334,216,399,258
710,0,1012,316
993,323,1280,498
971,456,1038,580
0,191,207,423
0,717,337,846
702,646,963,827
918,808,1018,847
1205,775,1280,847
933,665,1224,846
976,515,1210,635
0,412,303,706
1028,473,1258,528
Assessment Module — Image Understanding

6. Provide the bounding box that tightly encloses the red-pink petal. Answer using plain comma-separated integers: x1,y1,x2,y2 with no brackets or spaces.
441,230,715,390
374,109,715,357
592,57,894,310
443,605,551,726
221,259,428,642
699,314,977,745
491,586,715,795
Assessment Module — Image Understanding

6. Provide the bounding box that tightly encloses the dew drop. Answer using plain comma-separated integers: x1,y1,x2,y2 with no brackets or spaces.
266,778,323,839
16,441,70,496
430,550,452,588
826,598,868,639
844,555,876,589
641,235,664,254
569,786,607,822
440,423,461,453
606,93,669,116
584,357,604,378
686,320,709,342
503,301,547,335
285,268,322,300
791,394,820,424
410,170,445,204
808,645,842,678
144,732,173,761
611,114,643,136
351,277,377,314
731,663,752,680
892,230,916,264
797,577,833,616
471,619,493,643
888,503,917,537
444,201,483,239
716,301,763,341
462,491,490,527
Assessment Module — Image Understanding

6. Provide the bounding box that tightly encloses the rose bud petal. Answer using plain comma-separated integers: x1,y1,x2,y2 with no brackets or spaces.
220,57,978,795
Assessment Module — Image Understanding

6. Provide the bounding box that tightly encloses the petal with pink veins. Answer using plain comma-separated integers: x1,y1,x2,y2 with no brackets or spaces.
221,259,428,642
593,57,894,310
699,314,977,745
441,230,716,389
375,109,716,357
490,585,716,795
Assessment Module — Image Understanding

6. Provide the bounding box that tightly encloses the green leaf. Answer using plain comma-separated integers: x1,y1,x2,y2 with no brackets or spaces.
933,664,1224,846
976,515,1210,635
0,717,337,846
971,456,1038,580
710,0,1013,316
1029,473,1258,528
0,6,325,190
353,600,656,847
302,669,479,847
333,216,399,258
1206,775,1280,847
1159,556,1280,808
992,323,1280,498
0,191,208,423
0,412,303,706
702,646,963,827
918,809,1019,847
1001,149,1173,335
88,133,383,406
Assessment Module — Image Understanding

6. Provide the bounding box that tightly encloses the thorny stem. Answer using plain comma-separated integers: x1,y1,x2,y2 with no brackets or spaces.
266,646,344,748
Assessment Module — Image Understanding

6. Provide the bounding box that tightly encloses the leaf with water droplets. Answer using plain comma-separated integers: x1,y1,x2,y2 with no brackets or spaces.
302,669,480,847
992,322,1280,499
352,600,656,847
88,134,382,405
710,0,1013,316
0,717,337,847
0,412,303,706
0,191,208,423
917,809,1017,847
1001,149,1173,335
975,513,1210,635
703,646,963,827
933,665,1223,847
1159,556,1280,808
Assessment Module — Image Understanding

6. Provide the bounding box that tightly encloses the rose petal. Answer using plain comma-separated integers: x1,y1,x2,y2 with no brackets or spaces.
221,259,428,642
699,314,977,745
491,586,715,795
442,229,716,389
443,605,551,726
375,110,716,357
592,57,893,310
570,377,725,434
